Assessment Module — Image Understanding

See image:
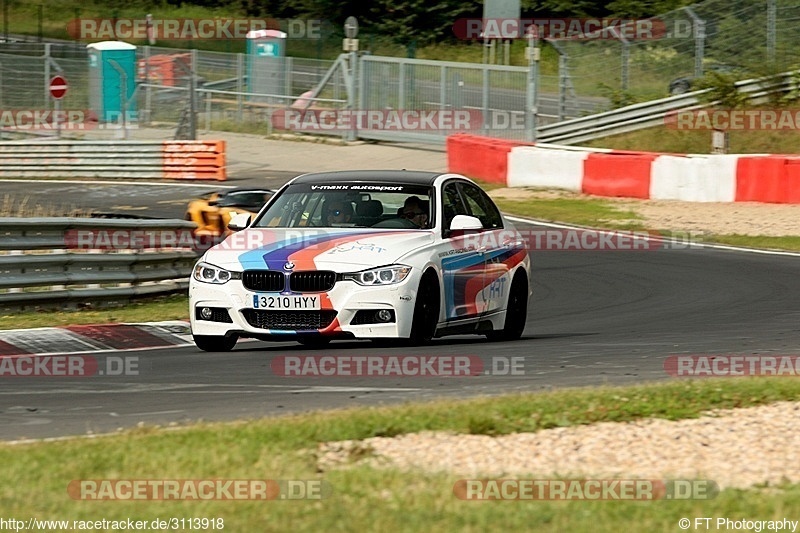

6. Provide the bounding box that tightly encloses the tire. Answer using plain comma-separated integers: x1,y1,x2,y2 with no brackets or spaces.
408,270,440,345
298,337,332,348
193,334,238,352
486,272,528,342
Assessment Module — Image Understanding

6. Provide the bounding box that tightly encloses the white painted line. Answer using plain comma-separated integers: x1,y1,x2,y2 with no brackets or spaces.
117,410,186,417
284,386,421,393
504,215,800,258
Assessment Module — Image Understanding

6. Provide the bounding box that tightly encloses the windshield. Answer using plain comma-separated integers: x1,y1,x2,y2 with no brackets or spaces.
252,183,434,229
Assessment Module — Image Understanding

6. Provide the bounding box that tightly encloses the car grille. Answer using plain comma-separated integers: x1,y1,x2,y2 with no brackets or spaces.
241,309,338,331
242,270,284,292
290,271,337,292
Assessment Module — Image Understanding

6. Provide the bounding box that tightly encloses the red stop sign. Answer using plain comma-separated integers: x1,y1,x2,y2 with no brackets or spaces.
49,75,68,100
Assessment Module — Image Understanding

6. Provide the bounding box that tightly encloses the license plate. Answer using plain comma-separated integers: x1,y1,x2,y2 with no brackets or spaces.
251,294,321,310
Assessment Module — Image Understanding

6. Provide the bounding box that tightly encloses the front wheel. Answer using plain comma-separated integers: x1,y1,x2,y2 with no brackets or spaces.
408,270,440,345
193,334,238,352
486,272,528,342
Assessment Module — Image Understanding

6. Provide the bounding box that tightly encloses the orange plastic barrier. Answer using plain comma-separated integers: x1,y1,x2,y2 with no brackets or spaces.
582,153,656,199
162,140,226,181
447,134,532,184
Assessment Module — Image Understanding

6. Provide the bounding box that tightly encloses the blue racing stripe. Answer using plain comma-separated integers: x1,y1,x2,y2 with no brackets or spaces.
237,231,353,270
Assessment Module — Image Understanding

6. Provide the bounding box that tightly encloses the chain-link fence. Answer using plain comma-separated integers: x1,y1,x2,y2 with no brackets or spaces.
0,43,88,111
0,0,797,143
551,0,800,107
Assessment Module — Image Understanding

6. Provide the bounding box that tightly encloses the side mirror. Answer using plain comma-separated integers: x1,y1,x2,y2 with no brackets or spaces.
227,213,251,232
449,215,483,231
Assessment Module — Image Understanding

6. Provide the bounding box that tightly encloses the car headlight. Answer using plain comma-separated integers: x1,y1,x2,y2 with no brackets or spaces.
193,262,235,284
343,265,411,286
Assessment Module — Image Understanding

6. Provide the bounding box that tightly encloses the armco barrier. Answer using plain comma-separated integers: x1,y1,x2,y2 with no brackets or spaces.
0,217,197,311
447,134,532,184
0,140,226,180
582,153,656,199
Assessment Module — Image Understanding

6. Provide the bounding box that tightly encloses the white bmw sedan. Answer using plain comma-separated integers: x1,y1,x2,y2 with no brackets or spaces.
189,170,531,351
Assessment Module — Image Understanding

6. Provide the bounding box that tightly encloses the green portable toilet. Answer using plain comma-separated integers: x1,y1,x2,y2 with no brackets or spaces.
246,29,287,103
87,41,137,123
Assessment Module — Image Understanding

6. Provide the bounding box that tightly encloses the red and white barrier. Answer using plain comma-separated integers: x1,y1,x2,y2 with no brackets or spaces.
507,147,589,191
650,154,739,202
446,134,533,184
448,133,800,203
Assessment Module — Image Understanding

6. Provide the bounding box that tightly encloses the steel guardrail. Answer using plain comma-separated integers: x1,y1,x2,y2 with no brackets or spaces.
536,71,799,144
0,218,197,310
0,140,226,180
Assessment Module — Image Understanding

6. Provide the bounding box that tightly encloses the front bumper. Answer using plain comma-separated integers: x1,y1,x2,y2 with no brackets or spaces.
189,271,420,339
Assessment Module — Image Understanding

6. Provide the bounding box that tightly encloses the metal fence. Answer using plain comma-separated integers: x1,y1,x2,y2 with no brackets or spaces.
0,218,196,311
358,55,533,143
0,42,542,143
551,0,800,105
138,45,348,134
0,0,797,145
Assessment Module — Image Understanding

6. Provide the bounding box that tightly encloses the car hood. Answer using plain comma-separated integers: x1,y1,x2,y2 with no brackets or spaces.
202,227,435,272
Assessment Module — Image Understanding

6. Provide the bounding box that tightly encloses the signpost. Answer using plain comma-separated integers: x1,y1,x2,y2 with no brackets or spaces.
343,16,358,51
49,75,67,138
49,75,67,99
343,17,359,141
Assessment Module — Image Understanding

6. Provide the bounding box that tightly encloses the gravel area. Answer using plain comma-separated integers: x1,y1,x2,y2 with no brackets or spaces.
489,188,800,237
317,401,800,489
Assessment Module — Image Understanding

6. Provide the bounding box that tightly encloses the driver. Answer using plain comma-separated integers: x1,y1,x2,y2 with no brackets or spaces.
401,196,429,228
325,201,354,225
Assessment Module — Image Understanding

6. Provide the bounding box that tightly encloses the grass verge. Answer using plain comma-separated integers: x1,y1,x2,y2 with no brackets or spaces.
2,378,799,530
586,125,800,155
493,196,800,251
703,234,800,252
0,294,188,330
494,197,645,230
